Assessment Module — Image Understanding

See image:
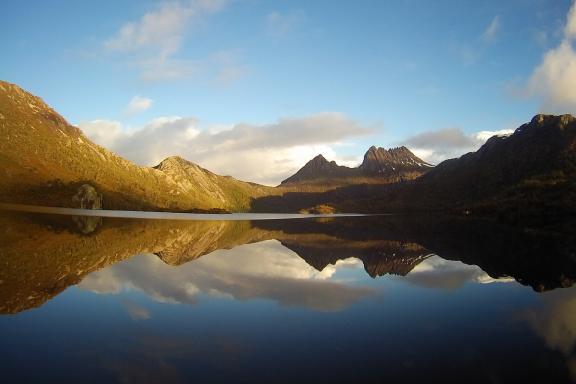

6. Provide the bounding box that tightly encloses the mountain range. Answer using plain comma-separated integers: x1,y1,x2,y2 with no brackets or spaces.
1,80,575,224
253,114,576,224
281,145,432,186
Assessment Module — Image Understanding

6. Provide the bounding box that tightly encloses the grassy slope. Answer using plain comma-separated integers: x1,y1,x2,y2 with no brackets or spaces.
0,81,276,211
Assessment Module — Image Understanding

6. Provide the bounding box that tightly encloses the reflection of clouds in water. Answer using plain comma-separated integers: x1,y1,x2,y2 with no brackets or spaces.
122,299,151,321
191,239,339,280
405,256,515,290
80,240,373,311
524,287,576,379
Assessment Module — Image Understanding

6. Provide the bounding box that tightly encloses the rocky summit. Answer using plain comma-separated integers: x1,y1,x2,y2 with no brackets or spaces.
280,154,356,184
359,146,432,174
281,146,432,186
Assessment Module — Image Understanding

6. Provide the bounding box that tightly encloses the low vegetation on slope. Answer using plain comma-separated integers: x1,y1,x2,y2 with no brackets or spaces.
0,81,275,211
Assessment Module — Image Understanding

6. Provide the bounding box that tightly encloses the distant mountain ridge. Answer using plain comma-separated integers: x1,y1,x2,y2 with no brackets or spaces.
0,80,434,211
281,145,432,185
1,80,575,225
416,114,576,200
253,113,576,225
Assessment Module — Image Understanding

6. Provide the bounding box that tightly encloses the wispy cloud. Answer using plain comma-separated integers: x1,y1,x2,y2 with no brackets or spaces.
525,1,576,113
103,0,241,83
79,112,372,185
454,15,502,65
125,95,153,115
123,299,151,321
105,2,191,57
481,16,501,44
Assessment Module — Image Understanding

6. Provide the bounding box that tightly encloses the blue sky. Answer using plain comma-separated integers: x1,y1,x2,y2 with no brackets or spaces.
2,0,576,184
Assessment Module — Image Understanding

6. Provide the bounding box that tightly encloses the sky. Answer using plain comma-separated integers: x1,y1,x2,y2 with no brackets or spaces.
2,0,576,185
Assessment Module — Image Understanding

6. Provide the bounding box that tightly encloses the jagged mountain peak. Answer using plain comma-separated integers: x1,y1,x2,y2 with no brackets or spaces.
281,154,354,185
509,114,576,138
281,145,433,186
365,145,410,155
309,154,330,164
359,145,432,174
529,113,575,127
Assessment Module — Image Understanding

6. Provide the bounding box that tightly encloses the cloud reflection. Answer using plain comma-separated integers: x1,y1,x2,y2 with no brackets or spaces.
524,288,576,379
80,240,375,311
123,299,151,321
404,256,515,290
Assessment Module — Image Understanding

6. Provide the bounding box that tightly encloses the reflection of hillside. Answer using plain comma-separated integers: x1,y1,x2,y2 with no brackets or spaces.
253,216,576,292
276,236,430,278
0,213,264,314
1,212,575,314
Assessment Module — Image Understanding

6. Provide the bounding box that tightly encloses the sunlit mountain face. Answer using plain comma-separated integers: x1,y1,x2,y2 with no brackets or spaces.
1,211,575,383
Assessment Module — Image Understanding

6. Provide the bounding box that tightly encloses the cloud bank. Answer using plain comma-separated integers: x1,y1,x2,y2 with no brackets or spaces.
79,112,371,185
404,256,514,290
402,127,514,165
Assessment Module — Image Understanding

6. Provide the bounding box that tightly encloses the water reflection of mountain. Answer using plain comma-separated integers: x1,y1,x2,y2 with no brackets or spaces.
0,212,575,314
264,217,576,289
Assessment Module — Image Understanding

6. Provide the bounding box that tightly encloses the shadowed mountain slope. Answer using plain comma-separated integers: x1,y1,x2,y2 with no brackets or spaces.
281,146,432,186
254,114,576,225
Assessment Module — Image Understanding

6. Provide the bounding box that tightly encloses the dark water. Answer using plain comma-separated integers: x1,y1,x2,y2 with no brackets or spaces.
1,210,575,383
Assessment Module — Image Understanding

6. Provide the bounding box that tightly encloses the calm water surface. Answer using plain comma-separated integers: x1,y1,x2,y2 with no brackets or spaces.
0,209,575,383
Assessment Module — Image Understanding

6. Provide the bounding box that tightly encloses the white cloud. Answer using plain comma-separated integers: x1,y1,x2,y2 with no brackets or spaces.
125,95,153,115
566,1,576,39
525,2,576,113
474,129,514,142
105,2,191,57
78,112,372,185
481,16,500,44
403,127,514,165
103,0,236,82
527,41,576,112
77,119,124,149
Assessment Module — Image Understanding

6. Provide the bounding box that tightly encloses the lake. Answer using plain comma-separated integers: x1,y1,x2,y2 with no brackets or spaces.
0,209,575,383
